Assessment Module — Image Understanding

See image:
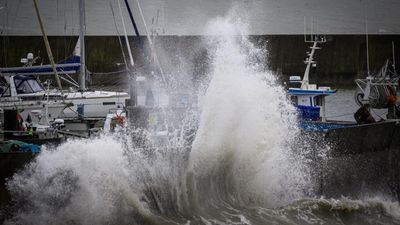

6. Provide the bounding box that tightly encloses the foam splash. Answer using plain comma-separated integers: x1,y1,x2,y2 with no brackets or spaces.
5,136,132,224
187,15,304,208
5,132,186,225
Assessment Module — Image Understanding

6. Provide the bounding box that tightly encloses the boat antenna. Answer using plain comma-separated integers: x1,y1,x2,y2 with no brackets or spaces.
311,16,314,41
392,41,396,71
303,16,306,42
123,0,147,59
109,1,129,69
117,0,137,107
124,0,168,86
124,0,141,39
117,0,135,67
301,17,325,89
79,0,86,90
366,21,370,76
32,0,62,90
364,2,370,76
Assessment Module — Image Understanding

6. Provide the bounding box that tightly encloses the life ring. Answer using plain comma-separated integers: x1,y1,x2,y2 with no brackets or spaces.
387,85,397,106
115,114,125,126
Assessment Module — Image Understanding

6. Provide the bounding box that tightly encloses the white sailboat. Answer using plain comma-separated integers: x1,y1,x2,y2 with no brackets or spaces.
0,72,66,122
0,0,130,121
0,38,129,120
60,38,130,119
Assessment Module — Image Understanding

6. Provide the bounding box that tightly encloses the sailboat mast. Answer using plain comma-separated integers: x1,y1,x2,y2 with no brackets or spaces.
117,0,137,107
117,0,134,67
32,0,62,90
79,0,86,90
124,0,168,86
124,0,140,37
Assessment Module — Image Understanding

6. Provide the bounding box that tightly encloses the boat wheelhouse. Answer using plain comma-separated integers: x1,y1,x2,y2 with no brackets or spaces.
288,36,337,121
288,86,336,121
286,36,357,131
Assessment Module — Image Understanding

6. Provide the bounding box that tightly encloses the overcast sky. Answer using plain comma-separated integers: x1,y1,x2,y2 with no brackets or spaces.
1,0,400,35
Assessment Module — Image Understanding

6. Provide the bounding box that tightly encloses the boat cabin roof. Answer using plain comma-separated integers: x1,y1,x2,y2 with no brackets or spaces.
0,56,80,76
288,87,337,96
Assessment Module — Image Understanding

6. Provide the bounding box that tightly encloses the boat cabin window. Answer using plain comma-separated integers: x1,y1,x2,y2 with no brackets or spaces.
14,75,45,94
290,96,298,105
314,96,323,106
0,85,10,97
0,77,10,97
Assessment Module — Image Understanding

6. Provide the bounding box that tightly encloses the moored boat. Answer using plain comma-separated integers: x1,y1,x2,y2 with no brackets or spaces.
0,40,130,121
287,35,356,130
288,35,400,200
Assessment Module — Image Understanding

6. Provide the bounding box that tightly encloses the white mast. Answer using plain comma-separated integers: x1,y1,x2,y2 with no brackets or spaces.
302,17,325,89
363,1,372,102
117,0,134,67
364,0,371,76
79,0,86,90
134,0,168,86
365,19,370,76
301,41,318,89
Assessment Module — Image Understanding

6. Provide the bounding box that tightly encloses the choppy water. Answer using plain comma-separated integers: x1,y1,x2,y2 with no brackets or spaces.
2,11,400,225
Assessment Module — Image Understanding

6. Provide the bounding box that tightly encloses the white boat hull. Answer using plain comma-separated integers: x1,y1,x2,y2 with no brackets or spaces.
0,101,66,122
61,91,130,119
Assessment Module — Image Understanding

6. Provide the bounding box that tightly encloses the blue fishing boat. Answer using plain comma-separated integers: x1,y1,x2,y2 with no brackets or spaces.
287,36,355,131
287,35,400,200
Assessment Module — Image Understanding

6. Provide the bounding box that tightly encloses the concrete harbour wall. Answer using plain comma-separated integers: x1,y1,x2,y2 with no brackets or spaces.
1,35,400,87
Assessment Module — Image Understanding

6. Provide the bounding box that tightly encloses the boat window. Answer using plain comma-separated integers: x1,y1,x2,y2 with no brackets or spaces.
290,96,298,105
14,79,23,89
314,96,322,106
14,76,44,94
0,86,10,97
0,77,10,96
16,80,34,94
27,79,45,92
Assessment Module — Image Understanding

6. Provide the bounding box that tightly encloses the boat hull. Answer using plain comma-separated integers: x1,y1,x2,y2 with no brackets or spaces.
0,101,65,122
305,120,400,200
62,91,129,119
